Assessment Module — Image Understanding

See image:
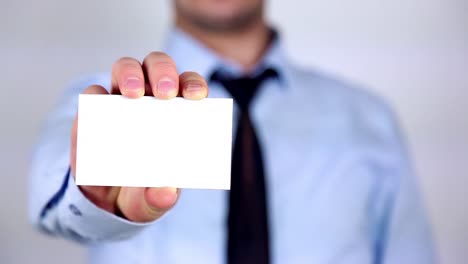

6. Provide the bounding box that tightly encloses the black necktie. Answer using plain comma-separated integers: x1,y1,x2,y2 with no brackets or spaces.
211,68,278,264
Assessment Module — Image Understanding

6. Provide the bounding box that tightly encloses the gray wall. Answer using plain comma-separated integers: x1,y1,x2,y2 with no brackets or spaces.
1,0,467,263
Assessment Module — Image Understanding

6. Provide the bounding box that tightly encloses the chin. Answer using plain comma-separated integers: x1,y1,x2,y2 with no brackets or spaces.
176,0,263,32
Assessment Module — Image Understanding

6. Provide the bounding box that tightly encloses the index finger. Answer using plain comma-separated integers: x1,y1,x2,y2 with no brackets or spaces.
111,57,145,98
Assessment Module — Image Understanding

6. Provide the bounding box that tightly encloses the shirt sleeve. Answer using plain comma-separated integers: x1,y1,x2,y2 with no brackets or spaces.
28,74,154,243
367,99,437,264
380,167,437,264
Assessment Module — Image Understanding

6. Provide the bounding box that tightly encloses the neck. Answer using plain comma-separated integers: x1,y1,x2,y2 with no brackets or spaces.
176,17,272,72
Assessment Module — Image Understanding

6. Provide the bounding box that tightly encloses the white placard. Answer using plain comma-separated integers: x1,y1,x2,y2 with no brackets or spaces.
75,94,233,190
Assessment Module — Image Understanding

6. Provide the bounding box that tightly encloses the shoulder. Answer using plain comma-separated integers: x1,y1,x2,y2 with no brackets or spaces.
288,64,403,152
291,65,389,113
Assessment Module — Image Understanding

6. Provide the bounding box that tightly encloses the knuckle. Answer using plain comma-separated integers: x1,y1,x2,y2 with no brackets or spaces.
147,51,166,57
180,71,203,80
83,84,105,94
121,207,138,221
145,203,165,218
116,56,139,65
148,61,177,72
144,52,176,67
181,73,207,87
113,57,141,72
182,79,206,88
146,51,172,60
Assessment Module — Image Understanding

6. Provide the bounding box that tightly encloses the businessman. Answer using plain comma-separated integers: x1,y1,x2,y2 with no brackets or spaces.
29,0,436,263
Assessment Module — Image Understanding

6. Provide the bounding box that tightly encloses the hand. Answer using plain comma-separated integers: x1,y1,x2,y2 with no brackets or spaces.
70,52,208,222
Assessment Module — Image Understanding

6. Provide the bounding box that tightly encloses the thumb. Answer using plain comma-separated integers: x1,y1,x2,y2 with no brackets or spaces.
117,187,179,222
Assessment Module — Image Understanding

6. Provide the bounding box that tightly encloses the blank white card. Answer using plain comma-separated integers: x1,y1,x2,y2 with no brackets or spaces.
75,94,233,189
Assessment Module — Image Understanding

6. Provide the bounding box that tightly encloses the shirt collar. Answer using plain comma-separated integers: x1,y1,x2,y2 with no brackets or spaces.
162,26,291,87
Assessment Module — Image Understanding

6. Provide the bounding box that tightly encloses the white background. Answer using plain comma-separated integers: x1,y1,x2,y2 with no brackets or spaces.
1,0,467,263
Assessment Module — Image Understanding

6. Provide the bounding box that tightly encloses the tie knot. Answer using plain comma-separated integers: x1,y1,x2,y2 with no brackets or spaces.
210,68,278,111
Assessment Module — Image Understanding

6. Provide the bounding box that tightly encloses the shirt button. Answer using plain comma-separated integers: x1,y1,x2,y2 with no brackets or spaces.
69,204,82,216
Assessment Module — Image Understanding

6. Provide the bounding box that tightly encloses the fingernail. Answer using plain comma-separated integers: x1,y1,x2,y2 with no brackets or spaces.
124,77,143,91
157,77,176,97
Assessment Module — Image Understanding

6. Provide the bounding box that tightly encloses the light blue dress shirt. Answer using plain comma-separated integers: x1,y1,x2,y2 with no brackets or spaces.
29,28,436,263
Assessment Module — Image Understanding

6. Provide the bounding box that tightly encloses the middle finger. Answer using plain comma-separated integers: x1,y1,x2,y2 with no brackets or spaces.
142,52,179,99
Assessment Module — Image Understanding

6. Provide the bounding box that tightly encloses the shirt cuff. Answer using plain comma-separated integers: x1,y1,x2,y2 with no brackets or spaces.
57,175,154,242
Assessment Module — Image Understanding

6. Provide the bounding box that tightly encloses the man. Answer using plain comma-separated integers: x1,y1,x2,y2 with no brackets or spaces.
29,0,436,263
